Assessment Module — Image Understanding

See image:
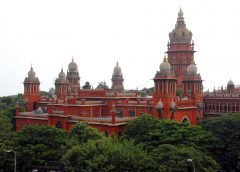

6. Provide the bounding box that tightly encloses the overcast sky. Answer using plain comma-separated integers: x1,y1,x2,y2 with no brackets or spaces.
0,0,240,96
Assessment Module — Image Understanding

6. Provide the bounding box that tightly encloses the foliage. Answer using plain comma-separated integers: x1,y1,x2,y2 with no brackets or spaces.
69,122,103,144
14,125,67,170
201,114,240,171
125,114,216,151
150,144,219,172
176,87,184,97
0,113,12,134
96,81,109,89
140,87,154,97
63,138,154,172
82,81,92,89
0,113,15,172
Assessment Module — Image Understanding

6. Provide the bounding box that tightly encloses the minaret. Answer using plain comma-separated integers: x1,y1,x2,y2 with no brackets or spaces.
167,8,195,88
55,68,69,98
111,62,124,92
23,65,40,111
153,56,177,119
66,58,80,94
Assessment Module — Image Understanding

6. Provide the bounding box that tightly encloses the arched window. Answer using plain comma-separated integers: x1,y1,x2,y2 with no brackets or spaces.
181,116,190,124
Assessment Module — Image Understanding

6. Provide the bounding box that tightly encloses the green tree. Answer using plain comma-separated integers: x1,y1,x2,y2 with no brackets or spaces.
63,138,154,172
82,81,92,89
96,81,109,89
150,144,219,172
69,122,103,144
176,87,183,97
201,114,240,171
0,113,15,172
125,114,216,151
14,125,67,171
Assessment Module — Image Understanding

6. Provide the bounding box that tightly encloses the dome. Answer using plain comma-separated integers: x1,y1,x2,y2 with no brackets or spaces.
28,65,36,79
170,100,176,109
58,68,66,80
187,61,197,75
113,62,122,75
68,58,78,72
156,100,164,110
227,79,234,86
169,8,192,43
160,56,171,73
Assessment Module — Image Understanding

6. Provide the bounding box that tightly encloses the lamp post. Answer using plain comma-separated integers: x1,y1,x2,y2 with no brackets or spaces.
5,150,16,172
187,159,196,172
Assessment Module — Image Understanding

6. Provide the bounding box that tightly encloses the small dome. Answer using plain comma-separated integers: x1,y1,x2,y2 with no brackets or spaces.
68,58,78,72
170,100,176,109
160,56,171,73
28,65,36,79
227,79,234,86
187,62,197,75
156,100,164,110
113,62,122,75
58,68,66,80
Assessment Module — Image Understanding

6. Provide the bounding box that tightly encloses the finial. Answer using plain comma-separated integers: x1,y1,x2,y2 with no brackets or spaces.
178,7,183,17
72,56,74,62
61,66,63,72
163,55,167,62
116,61,119,66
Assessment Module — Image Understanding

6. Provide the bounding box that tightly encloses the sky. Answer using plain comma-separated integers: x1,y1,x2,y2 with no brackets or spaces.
0,0,240,96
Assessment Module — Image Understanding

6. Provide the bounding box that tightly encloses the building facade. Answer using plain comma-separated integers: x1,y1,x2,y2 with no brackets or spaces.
16,9,204,135
204,79,240,118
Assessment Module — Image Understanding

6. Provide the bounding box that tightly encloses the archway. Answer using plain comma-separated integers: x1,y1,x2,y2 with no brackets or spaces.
181,116,190,124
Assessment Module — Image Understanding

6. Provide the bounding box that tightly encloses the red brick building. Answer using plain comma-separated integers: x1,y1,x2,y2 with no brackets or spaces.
204,79,240,118
16,9,204,135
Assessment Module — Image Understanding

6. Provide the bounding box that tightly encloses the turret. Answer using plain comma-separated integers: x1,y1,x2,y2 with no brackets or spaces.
66,58,80,94
55,68,69,98
227,79,235,94
23,65,40,111
153,56,177,119
111,62,124,92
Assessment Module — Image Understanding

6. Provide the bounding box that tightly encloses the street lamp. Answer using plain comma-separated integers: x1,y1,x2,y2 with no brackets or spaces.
187,159,196,172
5,150,16,172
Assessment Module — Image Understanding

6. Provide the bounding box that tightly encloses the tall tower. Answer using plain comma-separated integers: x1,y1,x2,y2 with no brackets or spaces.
55,68,69,98
66,58,80,94
167,8,195,88
153,56,177,119
111,62,124,92
23,65,40,111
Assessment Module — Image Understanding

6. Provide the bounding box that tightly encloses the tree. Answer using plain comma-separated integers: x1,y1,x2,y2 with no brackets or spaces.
176,87,184,97
69,122,103,144
150,144,219,172
125,114,216,151
0,113,15,172
96,81,109,89
201,114,240,171
14,125,67,171
125,114,158,144
63,138,154,171
82,81,92,89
